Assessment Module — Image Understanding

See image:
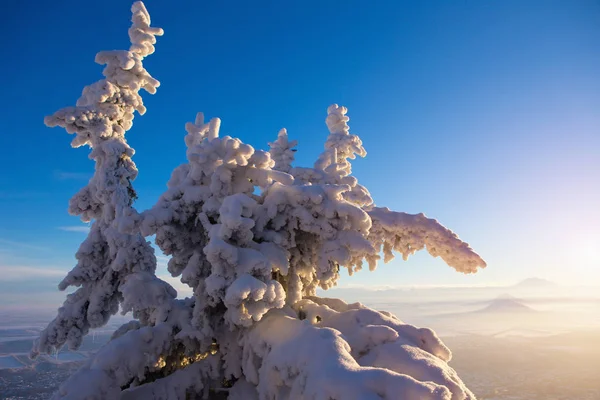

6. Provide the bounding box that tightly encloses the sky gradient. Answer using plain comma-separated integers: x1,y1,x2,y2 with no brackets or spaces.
1,0,599,308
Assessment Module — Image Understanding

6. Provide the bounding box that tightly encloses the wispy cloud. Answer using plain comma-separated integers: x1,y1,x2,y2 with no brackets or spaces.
0,238,50,252
0,265,67,281
58,226,91,233
53,170,91,181
323,282,508,291
156,255,170,269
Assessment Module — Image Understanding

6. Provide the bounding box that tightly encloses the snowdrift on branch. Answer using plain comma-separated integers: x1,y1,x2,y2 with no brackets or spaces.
35,2,486,399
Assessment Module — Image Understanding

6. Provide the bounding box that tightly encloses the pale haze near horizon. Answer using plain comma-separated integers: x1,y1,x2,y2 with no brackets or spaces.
0,0,599,309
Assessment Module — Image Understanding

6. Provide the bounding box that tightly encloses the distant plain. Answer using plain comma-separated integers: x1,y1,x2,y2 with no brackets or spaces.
1,278,599,400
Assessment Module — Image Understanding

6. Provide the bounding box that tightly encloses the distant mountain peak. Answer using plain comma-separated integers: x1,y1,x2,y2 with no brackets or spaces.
496,293,518,300
478,295,534,313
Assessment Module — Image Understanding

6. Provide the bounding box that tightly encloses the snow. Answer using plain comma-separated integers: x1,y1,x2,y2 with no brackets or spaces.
34,2,487,399
367,207,486,274
268,128,297,174
241,307,454,400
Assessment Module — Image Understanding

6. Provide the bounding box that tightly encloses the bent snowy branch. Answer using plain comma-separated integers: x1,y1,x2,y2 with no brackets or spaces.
368,207,486,274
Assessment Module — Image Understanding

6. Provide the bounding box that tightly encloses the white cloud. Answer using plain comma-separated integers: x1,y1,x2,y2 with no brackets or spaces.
155,255,170,269
0,265,67,281
0,238,49,252
58,226,91,233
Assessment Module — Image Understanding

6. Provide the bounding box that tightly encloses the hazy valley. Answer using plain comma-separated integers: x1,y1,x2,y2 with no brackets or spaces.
1,278,599,400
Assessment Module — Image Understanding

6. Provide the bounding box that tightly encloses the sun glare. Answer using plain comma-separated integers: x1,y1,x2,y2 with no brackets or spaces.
581,235,600,263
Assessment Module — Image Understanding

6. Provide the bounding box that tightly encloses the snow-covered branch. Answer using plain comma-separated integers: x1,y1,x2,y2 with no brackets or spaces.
33,1,168,357
368,207,486,274
268,128,297,173
51,299,220,400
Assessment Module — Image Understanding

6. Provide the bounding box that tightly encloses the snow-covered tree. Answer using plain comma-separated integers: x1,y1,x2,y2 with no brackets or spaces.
34,3,486,399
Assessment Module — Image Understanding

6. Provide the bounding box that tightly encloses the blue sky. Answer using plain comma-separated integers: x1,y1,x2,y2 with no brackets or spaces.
1,0,599,308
